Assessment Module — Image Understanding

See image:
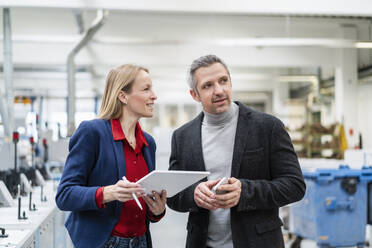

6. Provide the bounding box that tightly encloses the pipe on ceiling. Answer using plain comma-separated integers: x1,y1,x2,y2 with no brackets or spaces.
67,9,108,137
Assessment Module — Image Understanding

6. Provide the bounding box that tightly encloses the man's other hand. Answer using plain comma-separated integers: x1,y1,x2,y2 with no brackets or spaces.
194,180,219,210
213,177,241,209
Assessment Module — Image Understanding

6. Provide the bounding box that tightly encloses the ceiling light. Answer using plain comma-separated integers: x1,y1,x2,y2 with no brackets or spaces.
279,75,318,83
355,41,372,48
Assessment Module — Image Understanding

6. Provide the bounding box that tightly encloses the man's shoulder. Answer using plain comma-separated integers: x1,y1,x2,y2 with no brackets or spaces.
174,113,202,135
236,102,282,126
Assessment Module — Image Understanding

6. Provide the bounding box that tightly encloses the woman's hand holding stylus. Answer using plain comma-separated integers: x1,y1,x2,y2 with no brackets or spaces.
103,180,144,204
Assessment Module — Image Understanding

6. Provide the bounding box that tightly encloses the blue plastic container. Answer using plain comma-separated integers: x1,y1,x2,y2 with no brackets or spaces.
291,165,372,247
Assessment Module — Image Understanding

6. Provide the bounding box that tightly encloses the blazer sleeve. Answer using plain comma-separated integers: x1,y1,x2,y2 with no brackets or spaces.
55,121,100,211
237,118,306,212
166,132,200,213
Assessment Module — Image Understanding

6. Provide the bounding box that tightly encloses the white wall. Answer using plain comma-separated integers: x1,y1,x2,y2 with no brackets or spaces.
358,84,372,149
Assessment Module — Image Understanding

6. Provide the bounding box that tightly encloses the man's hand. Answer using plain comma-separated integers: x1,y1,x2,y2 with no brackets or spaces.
194,180,219,210
213,177,241,209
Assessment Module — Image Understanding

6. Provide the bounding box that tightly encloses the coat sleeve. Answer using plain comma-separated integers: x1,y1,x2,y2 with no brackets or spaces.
236,118,306,212
55,121,100,211
166,132,200,213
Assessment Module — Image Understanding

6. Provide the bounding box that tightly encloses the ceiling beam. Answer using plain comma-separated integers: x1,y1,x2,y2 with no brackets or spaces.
2,0,372,17
0,35,358,48
1,43,340,67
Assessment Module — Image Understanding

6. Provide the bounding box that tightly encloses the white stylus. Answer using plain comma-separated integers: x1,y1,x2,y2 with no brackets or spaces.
212,177,227,193
122,176,143,210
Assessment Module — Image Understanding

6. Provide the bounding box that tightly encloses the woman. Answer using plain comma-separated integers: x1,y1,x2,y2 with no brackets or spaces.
56,64,166,248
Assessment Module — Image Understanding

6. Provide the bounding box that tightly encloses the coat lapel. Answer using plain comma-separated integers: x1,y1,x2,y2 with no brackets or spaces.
113,141,126,179
142,143,154,172
190,113,207,171
231,102,252,178
104,120,125,217
105,120,126,179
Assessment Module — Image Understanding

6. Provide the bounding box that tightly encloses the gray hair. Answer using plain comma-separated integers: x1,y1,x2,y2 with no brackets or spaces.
187,55,231,92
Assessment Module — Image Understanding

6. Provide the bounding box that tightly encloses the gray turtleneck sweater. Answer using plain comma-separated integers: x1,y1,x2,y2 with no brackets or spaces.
201,102,239,248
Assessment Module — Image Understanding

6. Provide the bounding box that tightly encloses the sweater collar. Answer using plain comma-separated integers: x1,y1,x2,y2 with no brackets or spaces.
202,102,239,126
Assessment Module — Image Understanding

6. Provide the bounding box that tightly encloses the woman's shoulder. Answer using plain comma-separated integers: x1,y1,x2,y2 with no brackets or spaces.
69,119,112,147
79,118,107,128
75,118,109,135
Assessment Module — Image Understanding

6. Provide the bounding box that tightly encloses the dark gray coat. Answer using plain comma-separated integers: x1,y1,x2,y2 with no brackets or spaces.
167,102,306,248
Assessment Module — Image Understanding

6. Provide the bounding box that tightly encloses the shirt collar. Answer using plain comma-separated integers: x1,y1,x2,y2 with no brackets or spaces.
110,119,148,147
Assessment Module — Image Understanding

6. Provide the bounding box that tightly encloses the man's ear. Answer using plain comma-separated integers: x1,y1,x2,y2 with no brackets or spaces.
118,91,128,104
190,89,201,103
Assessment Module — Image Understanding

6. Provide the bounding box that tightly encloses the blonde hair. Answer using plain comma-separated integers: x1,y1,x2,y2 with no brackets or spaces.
97,64,149,120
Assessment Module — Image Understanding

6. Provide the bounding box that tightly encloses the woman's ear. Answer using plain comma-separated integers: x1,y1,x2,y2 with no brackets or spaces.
118,91,128,105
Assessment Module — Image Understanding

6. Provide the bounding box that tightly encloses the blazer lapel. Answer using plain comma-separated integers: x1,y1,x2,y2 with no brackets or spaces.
190,113,207,171
105,120,126,179
113,141,126,179
142,144,154,172
104,120,125,217
231,103,252,178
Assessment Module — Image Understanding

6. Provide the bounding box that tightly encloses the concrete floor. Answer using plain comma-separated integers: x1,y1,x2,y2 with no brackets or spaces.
150,207,318,248
150,207,366,248
151,207,187,248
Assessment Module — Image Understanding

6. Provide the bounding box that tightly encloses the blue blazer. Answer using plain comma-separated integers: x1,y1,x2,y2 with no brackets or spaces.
55,119,157,248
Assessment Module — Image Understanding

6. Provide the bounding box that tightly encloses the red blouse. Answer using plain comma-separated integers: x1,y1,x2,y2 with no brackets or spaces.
95,119,163,238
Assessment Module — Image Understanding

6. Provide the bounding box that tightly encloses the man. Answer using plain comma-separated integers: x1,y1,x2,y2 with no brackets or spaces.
167,55,305,248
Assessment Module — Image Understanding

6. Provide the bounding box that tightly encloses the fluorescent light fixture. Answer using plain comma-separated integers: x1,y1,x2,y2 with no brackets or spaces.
0,35,357,48
355,41,372,48
214,38,354,48
279,75,319,93
279,75,318,83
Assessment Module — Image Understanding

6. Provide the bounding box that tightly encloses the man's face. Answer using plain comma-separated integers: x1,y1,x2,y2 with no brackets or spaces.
190,63,232,115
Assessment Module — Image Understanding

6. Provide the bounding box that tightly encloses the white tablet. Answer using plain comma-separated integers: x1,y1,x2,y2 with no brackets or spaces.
137,170,210,197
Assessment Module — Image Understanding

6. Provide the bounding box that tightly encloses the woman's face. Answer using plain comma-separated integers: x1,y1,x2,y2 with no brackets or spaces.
125,70,157,118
